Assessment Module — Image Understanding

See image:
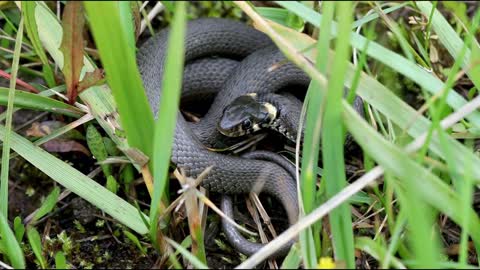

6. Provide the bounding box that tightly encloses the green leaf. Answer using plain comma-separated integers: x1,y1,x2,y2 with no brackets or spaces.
13,216,25,243
256,7,304,31
0,87,84,118
54,251,68,269
27,226,47,269
150,1,186,249
84,1,154,160
0,213,25,268
355,237,406,269
118,1,136,53
32,186,60,223
106,175,118,194
280,244,302,269
86,124,111,176
164,237,208,269
123,230,147,255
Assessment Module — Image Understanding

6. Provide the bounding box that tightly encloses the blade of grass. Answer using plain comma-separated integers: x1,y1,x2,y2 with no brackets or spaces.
0,16,23,218
0,87,84,118
0,213,25,268
83,1,154,161
297,1,334,267
164,237,208,269
321,2,355,267
355,237,406,269
149,1,186,250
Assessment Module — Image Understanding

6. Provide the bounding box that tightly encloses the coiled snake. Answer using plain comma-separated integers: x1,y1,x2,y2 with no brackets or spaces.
137,18,362,258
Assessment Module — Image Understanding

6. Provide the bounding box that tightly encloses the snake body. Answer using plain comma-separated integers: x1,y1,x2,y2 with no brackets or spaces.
137,18,305,257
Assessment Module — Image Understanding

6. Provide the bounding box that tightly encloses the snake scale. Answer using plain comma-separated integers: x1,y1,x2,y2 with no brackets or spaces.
137,18,360,258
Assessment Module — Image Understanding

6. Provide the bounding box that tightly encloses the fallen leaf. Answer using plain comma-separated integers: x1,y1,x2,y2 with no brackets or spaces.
42,139,91,156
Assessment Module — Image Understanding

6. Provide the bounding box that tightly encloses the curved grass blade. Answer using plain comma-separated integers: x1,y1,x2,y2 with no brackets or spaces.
0,87,84,118
355,237,406,269
164,237,208,269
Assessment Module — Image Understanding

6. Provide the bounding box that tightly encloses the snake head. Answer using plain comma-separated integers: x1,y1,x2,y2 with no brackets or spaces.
218,93,277,137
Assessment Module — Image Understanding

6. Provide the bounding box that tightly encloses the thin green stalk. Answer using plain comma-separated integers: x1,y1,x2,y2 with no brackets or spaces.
321,2,355,267
150,1,187,250
459,140,474,265
298,1,335,267
0,17,23,218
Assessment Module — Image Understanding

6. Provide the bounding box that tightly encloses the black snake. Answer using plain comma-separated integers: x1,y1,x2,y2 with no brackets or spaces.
137,18,362,258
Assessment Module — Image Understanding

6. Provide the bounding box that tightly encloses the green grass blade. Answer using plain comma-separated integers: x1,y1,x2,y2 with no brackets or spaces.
31,186,60,223
84,1,154,160
0,124,149,234
321,2,355,267
297,1,334,267
118,1,136,53
355,237,406,269
0,213,25,268
0,87,84,118
0,16,23,218
164,237,208,269
150,0,186,249
280,244,301,269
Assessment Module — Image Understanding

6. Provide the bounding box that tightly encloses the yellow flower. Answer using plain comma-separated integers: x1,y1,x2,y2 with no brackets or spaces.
317,257,336,269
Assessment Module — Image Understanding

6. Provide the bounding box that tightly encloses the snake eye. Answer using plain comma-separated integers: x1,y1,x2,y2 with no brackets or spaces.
242,119,252,129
